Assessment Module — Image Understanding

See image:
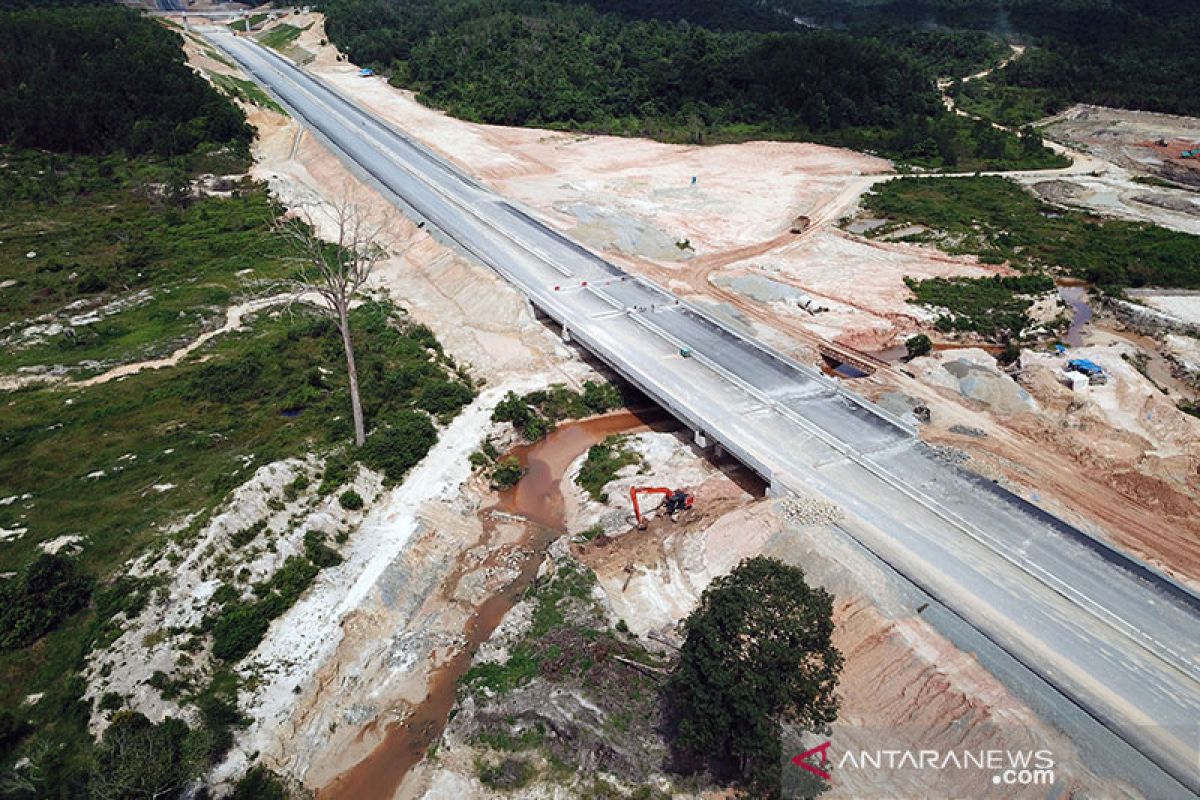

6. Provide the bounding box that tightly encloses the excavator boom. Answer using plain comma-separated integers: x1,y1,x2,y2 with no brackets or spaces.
630,486,694,529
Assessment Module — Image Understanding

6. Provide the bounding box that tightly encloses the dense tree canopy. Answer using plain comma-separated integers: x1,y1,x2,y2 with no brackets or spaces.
667,556,842,796
0,6,252,155
319,0,1062,168
780,0,1200,117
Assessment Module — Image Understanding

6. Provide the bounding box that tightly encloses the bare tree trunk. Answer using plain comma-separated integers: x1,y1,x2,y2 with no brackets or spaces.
274,195,386,448
337,304,366,447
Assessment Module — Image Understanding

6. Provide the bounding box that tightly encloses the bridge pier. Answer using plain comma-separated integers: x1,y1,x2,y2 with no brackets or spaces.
694,430,708,449
561,327,572,343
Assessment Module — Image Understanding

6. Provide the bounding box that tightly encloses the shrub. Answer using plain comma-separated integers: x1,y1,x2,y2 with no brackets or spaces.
575,436,641,502
318,453,355,495
98,692,125,713
210,605,272,663
492,391,531,426
416,379,474,415
477,757,535,791
91,712,203,799
581,380,622,414
905,334,932,359
232,765,292,800
303,531,343,569
490,456,524,490
360,410,437,481
0,553,94,651
229,520,267,548
0,711,30,761
338,489,364,510
283,474,310,501
186,352,265,403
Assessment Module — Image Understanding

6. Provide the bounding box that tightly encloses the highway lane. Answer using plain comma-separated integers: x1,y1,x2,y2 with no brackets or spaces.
207,31,1200,795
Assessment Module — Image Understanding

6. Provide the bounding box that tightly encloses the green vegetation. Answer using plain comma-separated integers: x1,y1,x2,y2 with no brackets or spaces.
905,333,932,359
0,301,468,780
780,1,1200,121
338,489,364,510
208,72,287,115
87,711,214,799
492,380,626,441
575,435,644,502
667,557,841,796
463,556,671,788
477,756,536,790
462,559,635,696
954,76,1062,128
231,765,296,800
490,455,525,490
903,274,1056,339
860,177,1200,289
885,27,1006,78
209,553,322,662
229,12,269,32
359,410,440,481
0,554,94,651
0,149,295,372
0,6,250,156
257,22,310,52
0,3,467,791
1133,176,1191,191
320,0,1062,170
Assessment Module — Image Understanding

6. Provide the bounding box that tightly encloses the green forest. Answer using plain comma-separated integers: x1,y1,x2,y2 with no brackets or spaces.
318,0,1063,170
781,0,1200,119
0,6,251,156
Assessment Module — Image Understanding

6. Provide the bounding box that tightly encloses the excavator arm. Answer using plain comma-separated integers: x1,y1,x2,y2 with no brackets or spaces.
630,486,694,529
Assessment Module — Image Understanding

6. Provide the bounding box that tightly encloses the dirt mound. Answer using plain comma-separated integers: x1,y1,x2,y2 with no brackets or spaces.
908,349,1037,417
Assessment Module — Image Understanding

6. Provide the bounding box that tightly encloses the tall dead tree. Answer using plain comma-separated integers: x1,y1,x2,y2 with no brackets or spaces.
276,198,385,447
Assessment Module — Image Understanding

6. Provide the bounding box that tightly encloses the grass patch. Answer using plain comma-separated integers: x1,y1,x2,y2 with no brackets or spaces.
229,13,268,33
207,72,286,115
0,148,292,373
904,274,1057,339
256,23,309,52
575,435,643,502
858,176,1200,289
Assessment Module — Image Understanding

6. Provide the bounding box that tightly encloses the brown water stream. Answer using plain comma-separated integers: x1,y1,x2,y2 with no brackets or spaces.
318,407,672,800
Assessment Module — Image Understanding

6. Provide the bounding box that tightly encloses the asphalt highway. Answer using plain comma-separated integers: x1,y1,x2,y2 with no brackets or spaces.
207,31,1200,795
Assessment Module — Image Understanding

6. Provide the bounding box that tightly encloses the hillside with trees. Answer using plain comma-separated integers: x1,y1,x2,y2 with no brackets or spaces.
0,6,251,156
780,0,1200,120
318,0,1065,170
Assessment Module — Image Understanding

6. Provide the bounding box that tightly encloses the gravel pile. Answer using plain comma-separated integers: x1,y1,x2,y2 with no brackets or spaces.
778,495,843,527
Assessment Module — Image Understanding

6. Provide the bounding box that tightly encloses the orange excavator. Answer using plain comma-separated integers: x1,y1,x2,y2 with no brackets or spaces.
630,486,694,530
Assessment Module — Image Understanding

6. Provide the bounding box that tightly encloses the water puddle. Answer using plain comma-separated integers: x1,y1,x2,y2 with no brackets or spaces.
318,407,673,800
1058,284,1093,347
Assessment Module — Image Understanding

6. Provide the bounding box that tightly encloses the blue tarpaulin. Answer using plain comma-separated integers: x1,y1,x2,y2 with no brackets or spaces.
1067,358,1104,375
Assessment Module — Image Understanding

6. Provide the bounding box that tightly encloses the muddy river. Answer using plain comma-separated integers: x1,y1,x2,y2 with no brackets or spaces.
318,407,673,799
